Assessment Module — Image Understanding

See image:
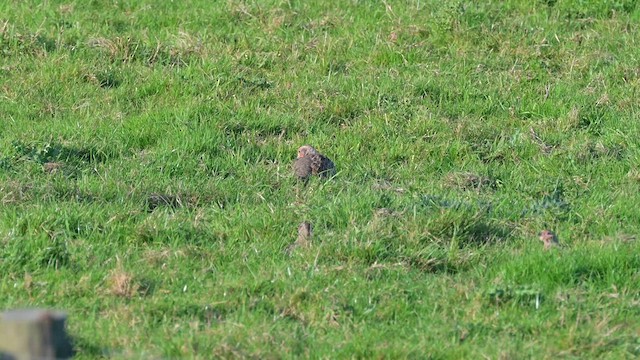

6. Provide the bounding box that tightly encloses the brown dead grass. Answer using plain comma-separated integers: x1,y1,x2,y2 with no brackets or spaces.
107,268,139,298
0,180,33,204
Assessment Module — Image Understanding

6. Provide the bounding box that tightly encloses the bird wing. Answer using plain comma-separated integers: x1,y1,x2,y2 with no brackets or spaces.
293,157,313,179
318,154,336,177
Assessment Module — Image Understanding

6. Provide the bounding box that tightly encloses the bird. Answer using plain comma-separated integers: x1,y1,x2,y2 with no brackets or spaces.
292,145,336,182
285,221,313,255
539,229,560,250
297,221,313,244
43,162,64,174
292,155,314,182
146,193,181,212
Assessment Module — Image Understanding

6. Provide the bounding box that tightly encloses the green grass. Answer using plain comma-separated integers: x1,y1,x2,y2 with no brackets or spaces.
1,0,640,358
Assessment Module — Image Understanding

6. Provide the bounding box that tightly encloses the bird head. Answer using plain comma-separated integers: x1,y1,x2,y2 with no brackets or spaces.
297,145,318,158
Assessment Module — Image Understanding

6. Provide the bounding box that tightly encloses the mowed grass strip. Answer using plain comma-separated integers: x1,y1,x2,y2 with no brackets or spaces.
1,0,640,358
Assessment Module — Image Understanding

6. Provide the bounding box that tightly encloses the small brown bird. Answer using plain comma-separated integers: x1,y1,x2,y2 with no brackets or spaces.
43,162,64,174
297,221,313,244
285,221,313,255
292,145,336,182
146,193,181,212
539,230,560,250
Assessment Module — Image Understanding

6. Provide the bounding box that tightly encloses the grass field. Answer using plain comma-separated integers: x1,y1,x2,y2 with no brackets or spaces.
2,0,640,358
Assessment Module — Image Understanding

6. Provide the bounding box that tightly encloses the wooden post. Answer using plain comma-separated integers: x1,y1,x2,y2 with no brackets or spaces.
0,309,74,360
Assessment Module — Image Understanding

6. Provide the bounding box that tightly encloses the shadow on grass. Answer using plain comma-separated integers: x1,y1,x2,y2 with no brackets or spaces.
420,195,514,246
12,140,113,164
145,301,230,325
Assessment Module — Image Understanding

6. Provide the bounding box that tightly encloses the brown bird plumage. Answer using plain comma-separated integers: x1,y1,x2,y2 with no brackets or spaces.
297,221,313,244
285,221,313,255
539,229,559,250
292,145,336,182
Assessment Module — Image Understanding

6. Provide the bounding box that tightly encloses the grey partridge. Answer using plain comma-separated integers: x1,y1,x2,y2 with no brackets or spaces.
539,229,560,250
147,193,181,212
285,221,313,255
297,221,313,244
292,145,336,182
